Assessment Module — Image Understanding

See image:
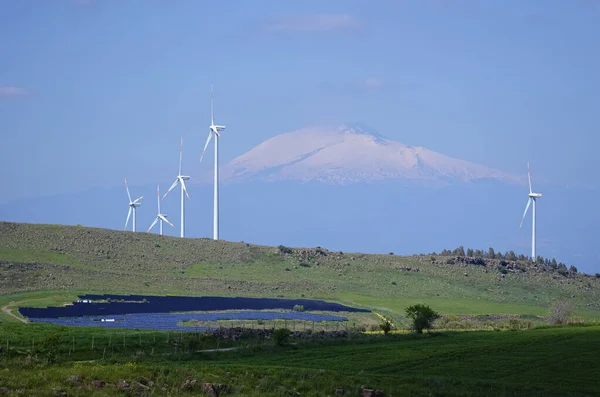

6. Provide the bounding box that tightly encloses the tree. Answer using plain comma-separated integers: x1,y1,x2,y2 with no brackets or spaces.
506,251,517,261
466,248,474,257
569,265,578,274
405,304,440,334
452,246,465,256
487,247,496,259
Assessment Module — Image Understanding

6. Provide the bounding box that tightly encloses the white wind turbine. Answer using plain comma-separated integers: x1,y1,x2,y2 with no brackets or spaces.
147,183,175,235
163,135,191,238
519,162,543,260
124,177,143,232
200,83,226,240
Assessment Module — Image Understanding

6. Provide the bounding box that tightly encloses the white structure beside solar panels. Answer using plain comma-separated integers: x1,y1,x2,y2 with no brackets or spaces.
147,183,175,235
123,177,143,232
200,83,226,241
519,162,543,260
163,135,191,238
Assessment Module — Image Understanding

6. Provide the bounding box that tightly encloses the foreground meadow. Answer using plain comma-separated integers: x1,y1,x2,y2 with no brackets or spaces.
0,323,599,396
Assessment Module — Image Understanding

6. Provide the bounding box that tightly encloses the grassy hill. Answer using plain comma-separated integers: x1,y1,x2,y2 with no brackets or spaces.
1,221,600,321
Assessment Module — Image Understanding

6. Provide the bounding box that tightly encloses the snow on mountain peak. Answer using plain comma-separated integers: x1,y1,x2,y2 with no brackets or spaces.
213,123,521,185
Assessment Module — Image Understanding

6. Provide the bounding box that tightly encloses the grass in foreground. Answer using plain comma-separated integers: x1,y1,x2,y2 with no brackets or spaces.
0,322,599,396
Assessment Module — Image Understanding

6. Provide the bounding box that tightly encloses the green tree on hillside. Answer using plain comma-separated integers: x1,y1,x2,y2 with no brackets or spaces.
453,246,466,256
466,248,474,257
405,304,440,334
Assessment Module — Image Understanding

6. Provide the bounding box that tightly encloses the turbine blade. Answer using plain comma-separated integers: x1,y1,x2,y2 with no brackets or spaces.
520,198,532,228
527,161,532,194
157,183,161,213
133,196,144,204
124,207,132,230
179,135,183,176
124,177,132,202
200,130,213,163
211,81,214,125
159,215,175,227
147,217,158,232
181,179,190,200
163,178,179,199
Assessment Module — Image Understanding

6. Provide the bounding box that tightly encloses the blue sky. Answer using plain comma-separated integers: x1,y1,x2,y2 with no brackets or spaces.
1,0,600,202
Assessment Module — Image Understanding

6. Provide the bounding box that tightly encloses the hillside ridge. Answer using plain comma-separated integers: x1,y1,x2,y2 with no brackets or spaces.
1,221,599,316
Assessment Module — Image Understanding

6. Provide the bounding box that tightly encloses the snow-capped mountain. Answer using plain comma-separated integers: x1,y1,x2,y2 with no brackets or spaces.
216,123,521,185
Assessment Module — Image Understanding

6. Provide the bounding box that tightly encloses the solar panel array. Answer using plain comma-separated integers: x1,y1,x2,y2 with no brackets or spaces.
28,311,349,332
19,295,369,318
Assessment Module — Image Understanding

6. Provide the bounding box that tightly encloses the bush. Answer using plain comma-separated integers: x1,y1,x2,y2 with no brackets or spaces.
292,304,304,312
278,245,293,254
549,300,571,324
405,304,440,334
40,333,60,364
273,328,291,346
379,316,393,335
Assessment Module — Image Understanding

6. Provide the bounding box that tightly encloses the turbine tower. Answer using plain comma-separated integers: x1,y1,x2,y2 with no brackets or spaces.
519,162,543,260
200,82,226,240
124,177,143,232
163,135,191,238
147,183,174,236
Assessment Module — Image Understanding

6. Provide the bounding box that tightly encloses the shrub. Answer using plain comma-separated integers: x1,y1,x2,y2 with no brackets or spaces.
549,300,571,324
292,304,304,312
299,262,311,268
40,333,60,364
379,317,392,335
405,304,440,334
278,245,293,254
273,328,291,346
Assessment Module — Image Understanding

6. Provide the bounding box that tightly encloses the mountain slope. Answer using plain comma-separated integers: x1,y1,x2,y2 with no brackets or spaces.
217,123,521,185
1,221,599,318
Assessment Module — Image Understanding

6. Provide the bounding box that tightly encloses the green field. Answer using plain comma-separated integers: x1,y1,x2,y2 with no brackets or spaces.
1,222,600,395
0,322,599,396
1,221,600,324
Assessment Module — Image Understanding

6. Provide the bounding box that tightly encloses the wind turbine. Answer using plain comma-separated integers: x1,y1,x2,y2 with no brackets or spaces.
147,183,175,236
200,82,226,240
163,135,191,238
519,162,543,260
124,177,143,232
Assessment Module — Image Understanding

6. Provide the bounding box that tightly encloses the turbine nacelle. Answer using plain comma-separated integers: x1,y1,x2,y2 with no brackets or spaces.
210,125,225,137
528,193,543,198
